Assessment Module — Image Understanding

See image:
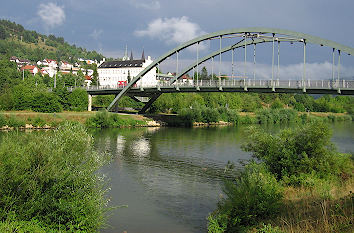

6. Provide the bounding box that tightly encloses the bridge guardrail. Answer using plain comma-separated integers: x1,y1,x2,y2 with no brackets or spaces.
85,79,354,91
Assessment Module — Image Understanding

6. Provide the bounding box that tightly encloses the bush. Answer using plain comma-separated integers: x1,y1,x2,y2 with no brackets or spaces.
85,111,110,128
0,122,110,231
68,88,88,111
270,98,283,109
0,217,49,233
86,111,143,128
226,109,239,124
178,107,240,125
0,114,6,127
208,163,283,232
242,122,353,184
32,92,62,113
256,223,284,233
7,116,25,128
256,109,299,124
202,107,219,123
32,116,46,127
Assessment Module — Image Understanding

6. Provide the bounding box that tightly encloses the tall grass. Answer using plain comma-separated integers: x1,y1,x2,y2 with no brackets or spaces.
0,122,110,232
85,111,145,128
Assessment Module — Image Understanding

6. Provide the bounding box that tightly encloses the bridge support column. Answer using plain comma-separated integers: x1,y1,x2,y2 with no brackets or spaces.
88,94,92,111
114,95,119,113
139,94,161,114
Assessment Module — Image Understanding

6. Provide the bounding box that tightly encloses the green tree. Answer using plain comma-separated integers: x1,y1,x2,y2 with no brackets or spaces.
200,66,208,79
0,26,6,40
91,65,99,86
68,88,88,111
31,91,62,113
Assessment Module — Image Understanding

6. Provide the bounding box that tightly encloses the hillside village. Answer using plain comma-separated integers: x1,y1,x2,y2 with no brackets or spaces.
9,56,103,86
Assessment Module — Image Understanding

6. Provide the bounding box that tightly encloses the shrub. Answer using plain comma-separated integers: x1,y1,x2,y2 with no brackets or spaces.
85,111,110,128
68,88,88,111
32,92,62,113
86,111,143,128
256,223,284,233
242,122,353,184
239,115,257,124
0,217,48,233
270,98,283,109
226,109,239,124
202,107,219,123
256,109,299,124
209,163,283,232
7,116,25,128
32,116,46,127
0,114,6,127
0,122,110,231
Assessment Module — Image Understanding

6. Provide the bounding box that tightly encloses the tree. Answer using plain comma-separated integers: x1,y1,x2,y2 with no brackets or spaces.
32,91,62,113
0,26,6,40
200,66,208,80
76,69,85,87
127,70,131,83
68,88,88,111
91,65,99,86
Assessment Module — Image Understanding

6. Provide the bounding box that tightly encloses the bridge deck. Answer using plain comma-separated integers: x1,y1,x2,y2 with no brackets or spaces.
83,80,354,96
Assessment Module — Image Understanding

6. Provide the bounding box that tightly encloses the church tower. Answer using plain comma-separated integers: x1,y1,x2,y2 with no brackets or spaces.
122,45,129,61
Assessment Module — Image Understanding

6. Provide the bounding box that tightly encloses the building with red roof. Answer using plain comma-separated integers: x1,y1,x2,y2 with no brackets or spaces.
21,65,41,75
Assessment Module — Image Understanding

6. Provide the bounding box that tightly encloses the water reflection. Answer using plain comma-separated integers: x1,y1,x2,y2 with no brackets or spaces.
93,127,249,233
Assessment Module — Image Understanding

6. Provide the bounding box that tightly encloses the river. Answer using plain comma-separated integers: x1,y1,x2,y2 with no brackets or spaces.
94,122,354,233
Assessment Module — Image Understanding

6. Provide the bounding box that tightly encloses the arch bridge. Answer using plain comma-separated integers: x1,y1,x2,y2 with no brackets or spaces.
86,28,354,113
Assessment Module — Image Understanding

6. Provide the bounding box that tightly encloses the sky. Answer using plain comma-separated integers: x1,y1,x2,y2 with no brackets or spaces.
1,0,354,79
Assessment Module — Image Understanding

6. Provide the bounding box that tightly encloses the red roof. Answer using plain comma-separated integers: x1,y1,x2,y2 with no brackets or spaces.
21,65,39,74
21,65,36,70
85,75,91,80
45,59,57,63
181,74,192,80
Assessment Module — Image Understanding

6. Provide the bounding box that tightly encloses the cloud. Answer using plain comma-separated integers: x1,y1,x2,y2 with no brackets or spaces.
135,16,207,49
130,0,161,10
90,29,103,40
37,2,65,28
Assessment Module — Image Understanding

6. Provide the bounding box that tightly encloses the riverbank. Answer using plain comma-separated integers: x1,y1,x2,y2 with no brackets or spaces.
0,111,160,130
0,110,352,130
146,110,353,127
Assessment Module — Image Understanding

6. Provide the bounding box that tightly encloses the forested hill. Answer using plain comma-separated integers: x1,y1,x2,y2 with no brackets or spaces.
0,19,104,62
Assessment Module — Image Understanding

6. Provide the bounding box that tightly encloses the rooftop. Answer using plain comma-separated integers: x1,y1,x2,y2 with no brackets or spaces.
99,59,145,69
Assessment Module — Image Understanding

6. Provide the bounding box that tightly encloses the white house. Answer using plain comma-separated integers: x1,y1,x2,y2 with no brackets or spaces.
98,50,157,88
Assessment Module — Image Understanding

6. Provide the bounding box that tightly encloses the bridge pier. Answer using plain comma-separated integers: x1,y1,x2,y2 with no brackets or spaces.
88,94,92,111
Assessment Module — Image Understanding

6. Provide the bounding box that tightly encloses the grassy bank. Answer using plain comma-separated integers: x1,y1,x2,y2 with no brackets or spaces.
174,107,352,127
0,111,149,129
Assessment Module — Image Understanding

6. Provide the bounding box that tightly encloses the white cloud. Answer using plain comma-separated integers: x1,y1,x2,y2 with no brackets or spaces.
130,0,161,10
37,2,65,28
135,16,207,50
90,29,103,40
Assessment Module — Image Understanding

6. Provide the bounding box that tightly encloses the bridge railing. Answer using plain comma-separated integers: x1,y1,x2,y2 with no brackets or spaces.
85,79,354,91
